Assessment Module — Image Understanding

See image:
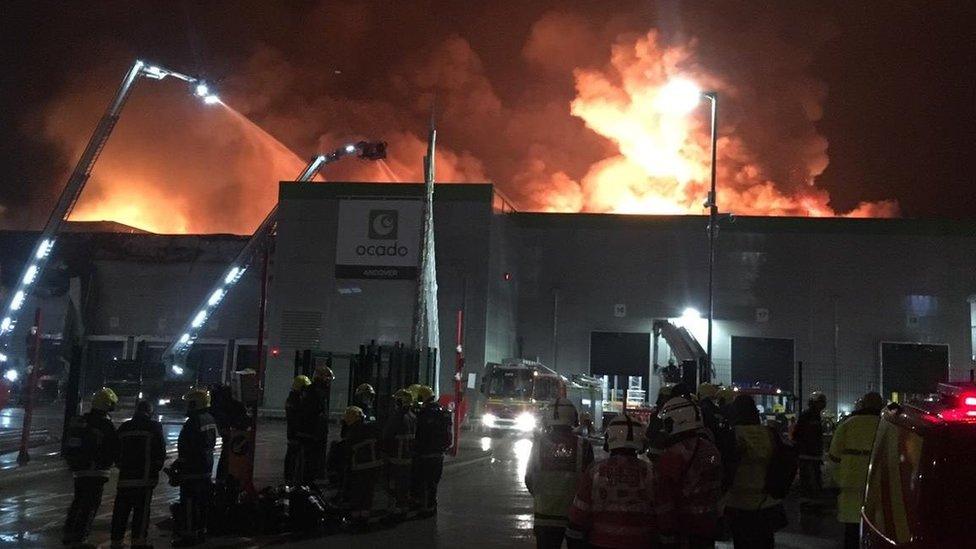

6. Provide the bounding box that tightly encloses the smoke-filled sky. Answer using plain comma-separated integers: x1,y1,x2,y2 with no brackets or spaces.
0,1,973,233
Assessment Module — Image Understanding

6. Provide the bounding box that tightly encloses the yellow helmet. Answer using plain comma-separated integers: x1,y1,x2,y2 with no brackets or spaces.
715,387,735,407
343,406,365,426
91,387,119,412
697,382,718,400
313,364,334,382
292,375,311,391
406,384,423,403
356,383,376,398
393,388,414,407
183,387,211,412
416,385,435,403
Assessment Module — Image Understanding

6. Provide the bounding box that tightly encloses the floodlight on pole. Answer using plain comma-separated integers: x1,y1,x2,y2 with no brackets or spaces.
655,77,719,382
0,60,218,357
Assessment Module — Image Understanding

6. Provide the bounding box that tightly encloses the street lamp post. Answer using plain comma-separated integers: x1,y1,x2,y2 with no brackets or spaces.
703,92,718,383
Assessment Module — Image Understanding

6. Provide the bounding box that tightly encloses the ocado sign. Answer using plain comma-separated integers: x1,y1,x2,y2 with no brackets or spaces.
355,243,409,257
336,199,422,280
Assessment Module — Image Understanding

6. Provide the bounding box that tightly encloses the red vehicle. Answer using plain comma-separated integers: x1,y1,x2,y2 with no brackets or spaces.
479,359,564,434
861,382,976,547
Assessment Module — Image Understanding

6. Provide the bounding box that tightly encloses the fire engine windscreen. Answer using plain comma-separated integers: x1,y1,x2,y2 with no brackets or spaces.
486,369,559,401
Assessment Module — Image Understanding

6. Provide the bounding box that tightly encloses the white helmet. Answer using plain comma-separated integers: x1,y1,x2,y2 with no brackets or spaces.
660,396,703,436
606,414,646,451
544,397,579,428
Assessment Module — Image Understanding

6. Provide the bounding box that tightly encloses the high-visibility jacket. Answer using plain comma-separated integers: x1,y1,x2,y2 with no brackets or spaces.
725,424,781,510
116,412,166,487
524,428,594,527
828,411,880,523
567,453,657,548
177,410,218,481
655,432,723,539
381,408,416,466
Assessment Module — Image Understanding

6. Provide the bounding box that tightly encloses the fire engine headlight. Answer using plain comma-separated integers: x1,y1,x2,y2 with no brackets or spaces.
4,369,18,383
482,413,497,428
515,412,537,432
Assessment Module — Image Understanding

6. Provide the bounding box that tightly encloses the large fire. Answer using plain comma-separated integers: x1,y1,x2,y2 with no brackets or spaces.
35,24,896,235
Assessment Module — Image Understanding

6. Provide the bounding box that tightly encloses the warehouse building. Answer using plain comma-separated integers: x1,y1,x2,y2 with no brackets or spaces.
3,182,975,416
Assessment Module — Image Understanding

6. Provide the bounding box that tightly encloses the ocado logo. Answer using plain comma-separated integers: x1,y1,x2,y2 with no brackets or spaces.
356,242,408,257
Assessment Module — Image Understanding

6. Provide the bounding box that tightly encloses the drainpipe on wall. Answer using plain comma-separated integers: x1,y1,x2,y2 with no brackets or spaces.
551,288,559,372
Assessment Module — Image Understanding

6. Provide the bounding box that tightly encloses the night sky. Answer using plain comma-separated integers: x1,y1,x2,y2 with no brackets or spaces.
0,1,973,229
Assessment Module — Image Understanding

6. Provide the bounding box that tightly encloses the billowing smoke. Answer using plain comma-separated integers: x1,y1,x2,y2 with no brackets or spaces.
30,5,896,234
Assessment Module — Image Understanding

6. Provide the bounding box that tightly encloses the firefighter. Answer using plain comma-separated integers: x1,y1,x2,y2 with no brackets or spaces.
354,383,376,421
566,414,656,549
62,387,120,547
524,397,594,549
644,385,675,462
793,391,828,505
297,365,333,484
284,375,310,483
382,388,416,519
209,384,248,483
110,399,166,549
724,394,785,549
341,406,382,527
655,396,723,549
829,391,884,549
173,388,218,547
411,385,452,517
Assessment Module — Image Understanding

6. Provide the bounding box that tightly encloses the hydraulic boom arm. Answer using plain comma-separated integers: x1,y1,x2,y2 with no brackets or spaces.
162,141,387,369
0,60,218,358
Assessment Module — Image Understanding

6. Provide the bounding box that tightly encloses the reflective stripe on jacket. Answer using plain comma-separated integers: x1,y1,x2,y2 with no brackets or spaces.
524,429,594,527
725,424,780,510
178,411,217,479
829,412,880,523
382,409,416,466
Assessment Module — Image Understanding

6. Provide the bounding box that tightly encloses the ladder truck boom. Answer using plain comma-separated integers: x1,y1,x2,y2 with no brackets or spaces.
0,60,219,358
162,140,387,369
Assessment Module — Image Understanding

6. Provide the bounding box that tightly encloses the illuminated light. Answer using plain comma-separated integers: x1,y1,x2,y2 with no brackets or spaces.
208,289,224,307
190,310,207,328
138,391,144,400
23,265,39,285
36,239,54,259
271,347,280,357
681,307,701,320
144,65,165,79
179,333,191,344
480,436,492,452
202,94,220,105
964,396,976,406
776,388,782,395
344,144,356,154
224,267,240,284
157,398,171,406
515,412,537,432
4,369,17,383
654,77,702,115
0,353,7,362
195,83,209,97
482,413,498,428
0,317,11,332
171,365,184,376
10,291,25,311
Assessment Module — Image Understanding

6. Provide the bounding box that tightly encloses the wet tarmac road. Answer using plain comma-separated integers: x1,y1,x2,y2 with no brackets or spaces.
0,413,844,548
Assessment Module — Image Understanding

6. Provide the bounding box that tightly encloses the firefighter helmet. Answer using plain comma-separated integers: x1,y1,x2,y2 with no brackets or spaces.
406,384,423,403
91,387,119,412
605,414,646,451
416,385,435,403
356,383,376,399
715,386,735,407
292,375,311,391
809,391,828,405
183,388,211,412
313,364,334,382
393,389,414,407
343,406,365,426
660,396,703,435
544,396,579,428
697,382,719,400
